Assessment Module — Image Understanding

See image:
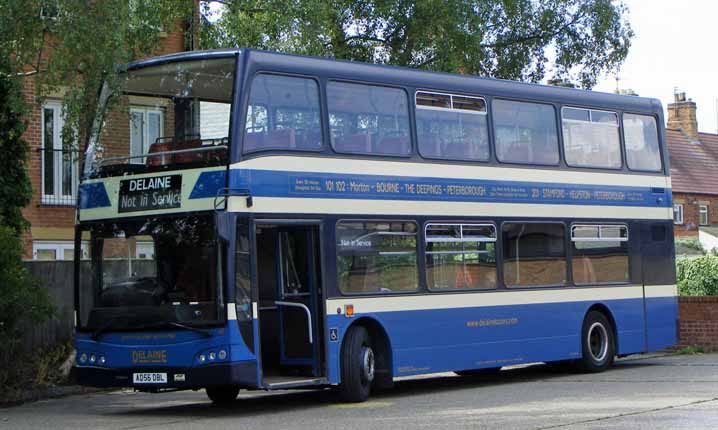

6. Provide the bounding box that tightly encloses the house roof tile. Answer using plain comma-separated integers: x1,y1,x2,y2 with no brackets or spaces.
667,129,718,195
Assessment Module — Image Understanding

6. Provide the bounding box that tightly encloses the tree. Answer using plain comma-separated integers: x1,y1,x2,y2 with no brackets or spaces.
201,0,633,88
1,0,197,155
0,56,53,362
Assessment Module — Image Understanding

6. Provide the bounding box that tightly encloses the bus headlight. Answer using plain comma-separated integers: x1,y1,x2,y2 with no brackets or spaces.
198,354,206,363
218,350,227,360
89,354,96,364
98,355,106,365
79,353,88,364
208,352,216,361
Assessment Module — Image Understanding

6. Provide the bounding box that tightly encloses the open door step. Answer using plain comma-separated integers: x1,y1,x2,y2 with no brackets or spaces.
263,375,327,389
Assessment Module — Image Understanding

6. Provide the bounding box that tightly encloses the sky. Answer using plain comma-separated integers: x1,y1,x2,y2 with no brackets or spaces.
593,0,718,133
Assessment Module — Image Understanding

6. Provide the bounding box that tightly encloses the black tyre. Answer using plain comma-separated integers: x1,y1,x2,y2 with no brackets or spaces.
206,385,240,405
338,326,374,402
455,367,502,377
577,311,615,373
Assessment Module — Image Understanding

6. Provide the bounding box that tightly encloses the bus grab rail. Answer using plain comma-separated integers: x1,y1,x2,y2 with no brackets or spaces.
214,187,253,211
97,144,228,166
274,301,313,344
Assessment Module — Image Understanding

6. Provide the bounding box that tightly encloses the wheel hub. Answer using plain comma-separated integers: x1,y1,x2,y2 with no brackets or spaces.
360,346,375,383
587,322,608,362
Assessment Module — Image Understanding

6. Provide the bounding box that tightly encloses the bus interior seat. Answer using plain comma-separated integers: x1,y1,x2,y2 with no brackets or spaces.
295,131,322,151
375,135,410,155
335,133,371,153
418,134,442,158
265,128,296,149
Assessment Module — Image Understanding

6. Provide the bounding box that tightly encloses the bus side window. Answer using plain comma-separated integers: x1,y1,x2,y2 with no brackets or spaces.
624,113,662,172
493,99,559,165
502,223,566,287
336,221,418,294
243,74,322,153
425,223,497,290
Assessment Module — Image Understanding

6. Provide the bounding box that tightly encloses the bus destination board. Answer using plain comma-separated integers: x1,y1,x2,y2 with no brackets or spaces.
119,175,182,213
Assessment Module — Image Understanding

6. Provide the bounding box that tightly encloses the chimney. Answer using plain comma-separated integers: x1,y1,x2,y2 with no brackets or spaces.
667,91,699,141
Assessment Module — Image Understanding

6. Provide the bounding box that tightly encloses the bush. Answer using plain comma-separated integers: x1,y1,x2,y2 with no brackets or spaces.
0,226,55,366
676,255,718,296
675,237,705,255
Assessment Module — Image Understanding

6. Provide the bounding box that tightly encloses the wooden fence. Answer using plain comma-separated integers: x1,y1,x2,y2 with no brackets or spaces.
20,261,75,352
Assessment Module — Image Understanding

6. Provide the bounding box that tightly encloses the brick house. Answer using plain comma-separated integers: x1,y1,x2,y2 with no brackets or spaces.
666,92,718,237
20,13,197,260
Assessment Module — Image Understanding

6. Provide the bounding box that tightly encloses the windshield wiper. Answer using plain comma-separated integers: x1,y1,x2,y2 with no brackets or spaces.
164,321,213,338
91,315,129,341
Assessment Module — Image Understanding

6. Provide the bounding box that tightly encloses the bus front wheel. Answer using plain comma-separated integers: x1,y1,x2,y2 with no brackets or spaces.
206,385,239,405
578,311,615,373
338,325,374,402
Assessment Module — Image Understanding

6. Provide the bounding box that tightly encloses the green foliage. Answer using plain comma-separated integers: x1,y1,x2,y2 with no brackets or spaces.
675,237,706,256
202,0,633,88
0,225,55,381
0,56,33,234
0,342,74,404
2,0,197,154
676,345,704,355
676,255,718,296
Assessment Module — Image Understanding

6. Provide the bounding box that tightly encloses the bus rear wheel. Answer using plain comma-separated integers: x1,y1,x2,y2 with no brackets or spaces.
206,385,239,405
577,311,615,373
338,326,374,402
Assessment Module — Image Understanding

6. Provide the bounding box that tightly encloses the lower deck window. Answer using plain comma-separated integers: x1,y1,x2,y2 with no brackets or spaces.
336,221,418,294
425,223,497,290
502,223,566,287
571,225,629,284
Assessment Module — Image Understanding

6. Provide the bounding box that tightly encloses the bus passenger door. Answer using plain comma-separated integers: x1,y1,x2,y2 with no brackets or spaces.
276,228,321,376
254,223,323,384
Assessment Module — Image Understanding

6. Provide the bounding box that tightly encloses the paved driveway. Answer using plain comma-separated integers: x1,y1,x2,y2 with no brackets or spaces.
2,353,717,429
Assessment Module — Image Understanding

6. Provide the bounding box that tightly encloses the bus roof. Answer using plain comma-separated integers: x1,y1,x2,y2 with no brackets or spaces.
126,48,662,116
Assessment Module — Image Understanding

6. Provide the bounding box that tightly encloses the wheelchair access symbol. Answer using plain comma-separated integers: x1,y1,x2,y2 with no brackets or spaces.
329,328,338,342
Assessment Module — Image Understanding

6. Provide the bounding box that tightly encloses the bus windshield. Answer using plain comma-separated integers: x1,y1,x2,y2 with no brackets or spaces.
84,57,236,176
77,214,224,331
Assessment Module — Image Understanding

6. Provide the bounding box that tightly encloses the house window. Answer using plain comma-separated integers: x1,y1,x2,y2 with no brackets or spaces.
700,204,709,226
674,204,684,225
32,241,88,261
42,101,78,205
130,106,164,163
135,241,155,259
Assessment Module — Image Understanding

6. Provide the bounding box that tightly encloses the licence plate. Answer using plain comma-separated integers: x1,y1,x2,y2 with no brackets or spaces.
133,373,167,384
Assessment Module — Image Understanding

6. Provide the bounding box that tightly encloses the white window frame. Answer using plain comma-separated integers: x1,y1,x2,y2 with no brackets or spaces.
129,106,164,163
135,241,155,259
700,204,709,226
41,101,78,205
674,204,684,225
415,91,488,115
571,224,629,242
32,241,88,261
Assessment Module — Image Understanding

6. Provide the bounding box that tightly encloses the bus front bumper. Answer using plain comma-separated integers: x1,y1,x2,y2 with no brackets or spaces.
71,361,258,389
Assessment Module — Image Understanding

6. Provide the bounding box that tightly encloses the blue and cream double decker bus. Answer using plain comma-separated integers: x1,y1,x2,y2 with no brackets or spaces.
72,49,677,403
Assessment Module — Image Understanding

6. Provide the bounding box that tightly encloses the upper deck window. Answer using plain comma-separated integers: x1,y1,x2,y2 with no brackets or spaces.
493,99,559,165
416,92,490,161
85,58,236,174
328,82,411,156
243,74,322,153
623,113,662,172
562,107,621,169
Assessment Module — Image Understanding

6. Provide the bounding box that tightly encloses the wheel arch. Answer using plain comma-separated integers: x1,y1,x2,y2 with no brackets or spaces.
585,303,619,352
342,317,394,381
